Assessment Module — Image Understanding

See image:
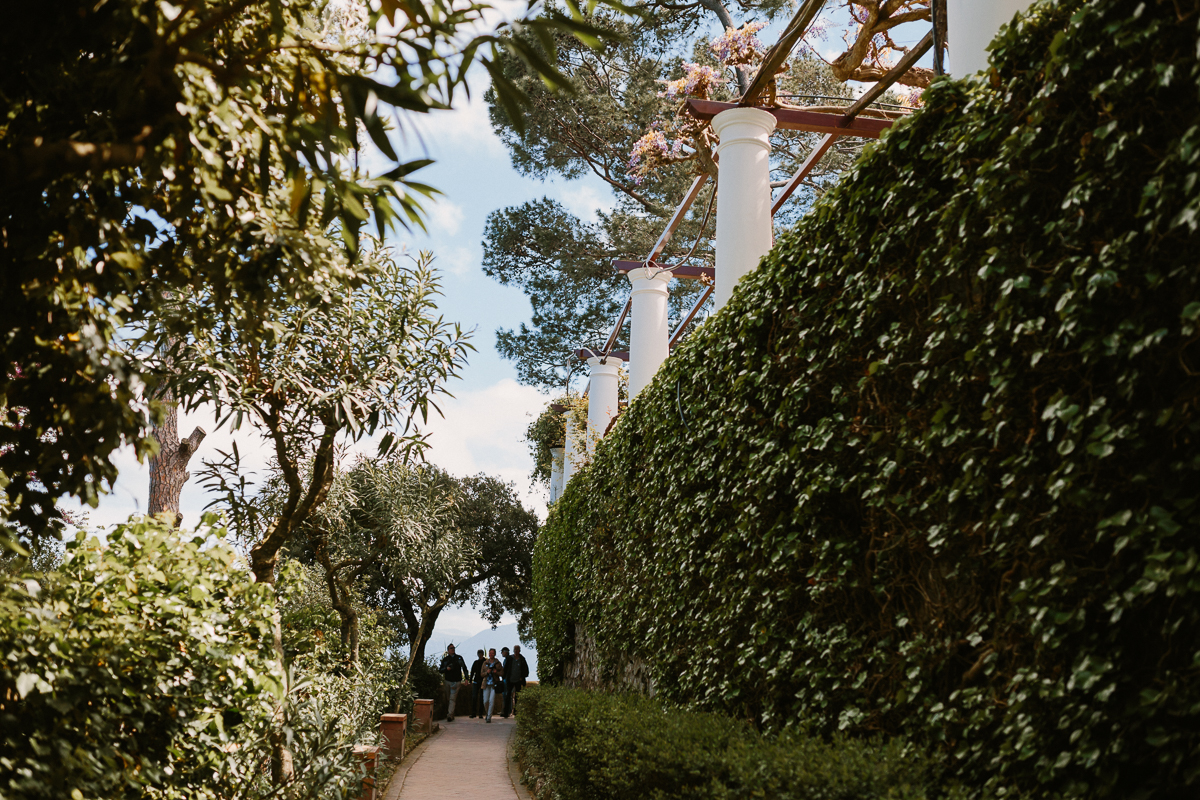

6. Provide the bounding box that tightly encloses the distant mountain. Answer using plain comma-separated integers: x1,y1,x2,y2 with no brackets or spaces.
423,627,477,659
432,622,537,681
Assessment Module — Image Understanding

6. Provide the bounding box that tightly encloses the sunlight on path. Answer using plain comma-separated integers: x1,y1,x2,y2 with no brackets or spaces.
386,716,523,800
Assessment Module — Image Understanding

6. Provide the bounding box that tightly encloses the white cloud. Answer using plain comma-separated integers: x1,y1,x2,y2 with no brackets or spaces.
437,244,477,277
426,199,465,236
402,85,506,159
415,377,550,514
556,182,615,224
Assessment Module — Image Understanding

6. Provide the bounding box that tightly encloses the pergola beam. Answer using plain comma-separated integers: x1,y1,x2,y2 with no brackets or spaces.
770,30,934,217
597,175,711,359
771,133,837,216
669,284,714,348
686,100,893,139
648,174,709,263
613,259,714,281
598,297,631,357
840,31,934,120
576,348,629,362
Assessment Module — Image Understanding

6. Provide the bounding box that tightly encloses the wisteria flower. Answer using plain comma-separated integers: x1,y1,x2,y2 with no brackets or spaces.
895,86,924,108
711,21,766,66
627,128,697,185
658,63,722,101
628,131,671,184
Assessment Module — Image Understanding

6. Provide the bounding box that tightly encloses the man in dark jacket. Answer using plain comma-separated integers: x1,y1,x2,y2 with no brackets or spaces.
510,644,531,716
468,648,485,718
438,644,469,722
500,647,514,717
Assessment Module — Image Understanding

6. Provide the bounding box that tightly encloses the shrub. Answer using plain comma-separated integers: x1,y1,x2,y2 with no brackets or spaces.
514,686,985,800
534,0,1200,796
409,657,446,708
0,515,380,799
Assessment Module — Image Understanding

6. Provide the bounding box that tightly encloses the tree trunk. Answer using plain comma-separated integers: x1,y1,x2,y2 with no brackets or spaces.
314,537,361,665
698,0,751,94
147,389,206,524
409,599,449,666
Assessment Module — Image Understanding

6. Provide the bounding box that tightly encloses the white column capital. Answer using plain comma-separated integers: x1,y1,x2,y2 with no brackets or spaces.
586,355,624,375
712,107,777,152
626,266,672,295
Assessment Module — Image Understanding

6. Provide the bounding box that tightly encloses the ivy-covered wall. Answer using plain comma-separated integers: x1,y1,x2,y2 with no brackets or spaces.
532,0,1200,796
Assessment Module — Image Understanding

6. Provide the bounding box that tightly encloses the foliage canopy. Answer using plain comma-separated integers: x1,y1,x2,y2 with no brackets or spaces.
0,516,392,799
0,0,624,539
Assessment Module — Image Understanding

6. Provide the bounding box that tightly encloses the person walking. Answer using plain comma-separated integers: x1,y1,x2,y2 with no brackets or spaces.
468,648,485,718
510,644,530,716
500,647,515,718
480,647,504,723
438,644,469,722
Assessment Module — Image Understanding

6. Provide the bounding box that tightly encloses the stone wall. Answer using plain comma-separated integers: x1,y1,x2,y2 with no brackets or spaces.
562,623,656,697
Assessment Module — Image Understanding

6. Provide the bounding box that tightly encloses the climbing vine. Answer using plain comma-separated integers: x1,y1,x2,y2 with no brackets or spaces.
533,0,1200,796
526,395,588,488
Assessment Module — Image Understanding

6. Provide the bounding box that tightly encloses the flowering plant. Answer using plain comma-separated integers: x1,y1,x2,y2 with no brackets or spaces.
658,63,723,101
710,21,766,67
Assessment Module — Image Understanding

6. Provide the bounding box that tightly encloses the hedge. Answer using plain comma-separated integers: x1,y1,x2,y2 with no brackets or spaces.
532,0,1200,797
514,686,978,800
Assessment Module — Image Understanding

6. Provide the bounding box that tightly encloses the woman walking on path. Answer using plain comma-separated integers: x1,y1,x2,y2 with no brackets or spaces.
480,648,504,723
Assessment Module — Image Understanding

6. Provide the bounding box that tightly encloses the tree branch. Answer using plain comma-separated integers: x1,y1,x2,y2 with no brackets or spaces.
177,426,207,465
3,135,152,185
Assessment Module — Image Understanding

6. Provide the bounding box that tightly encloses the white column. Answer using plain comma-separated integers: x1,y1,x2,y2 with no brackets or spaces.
627,267,671,399
946,0,1034,76
586,356,622,451
549,446,565,503
562,416,582,486
712,107,777,312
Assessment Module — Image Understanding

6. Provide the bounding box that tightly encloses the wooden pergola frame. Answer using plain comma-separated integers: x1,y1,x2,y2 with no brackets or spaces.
586,4,934,364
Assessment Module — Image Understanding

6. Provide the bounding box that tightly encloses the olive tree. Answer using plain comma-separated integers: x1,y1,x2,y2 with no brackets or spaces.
188,246,469,587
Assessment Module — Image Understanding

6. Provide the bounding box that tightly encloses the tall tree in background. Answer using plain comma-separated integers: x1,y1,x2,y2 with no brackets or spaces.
297,455,460,667
484,1,932,392
368,470,539,667
257,456,538,674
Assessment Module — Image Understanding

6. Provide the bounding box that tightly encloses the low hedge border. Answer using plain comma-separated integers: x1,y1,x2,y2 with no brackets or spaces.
514,685,1011,800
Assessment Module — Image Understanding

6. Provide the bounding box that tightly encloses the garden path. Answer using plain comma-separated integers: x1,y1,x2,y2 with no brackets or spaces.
384,715,529,800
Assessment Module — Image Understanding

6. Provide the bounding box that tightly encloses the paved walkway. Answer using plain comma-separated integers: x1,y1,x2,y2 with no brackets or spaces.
384,716,527,800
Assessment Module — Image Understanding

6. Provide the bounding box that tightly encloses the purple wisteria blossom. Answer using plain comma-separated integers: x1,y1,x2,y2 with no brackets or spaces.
710,21,765,66
658,63,722,101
